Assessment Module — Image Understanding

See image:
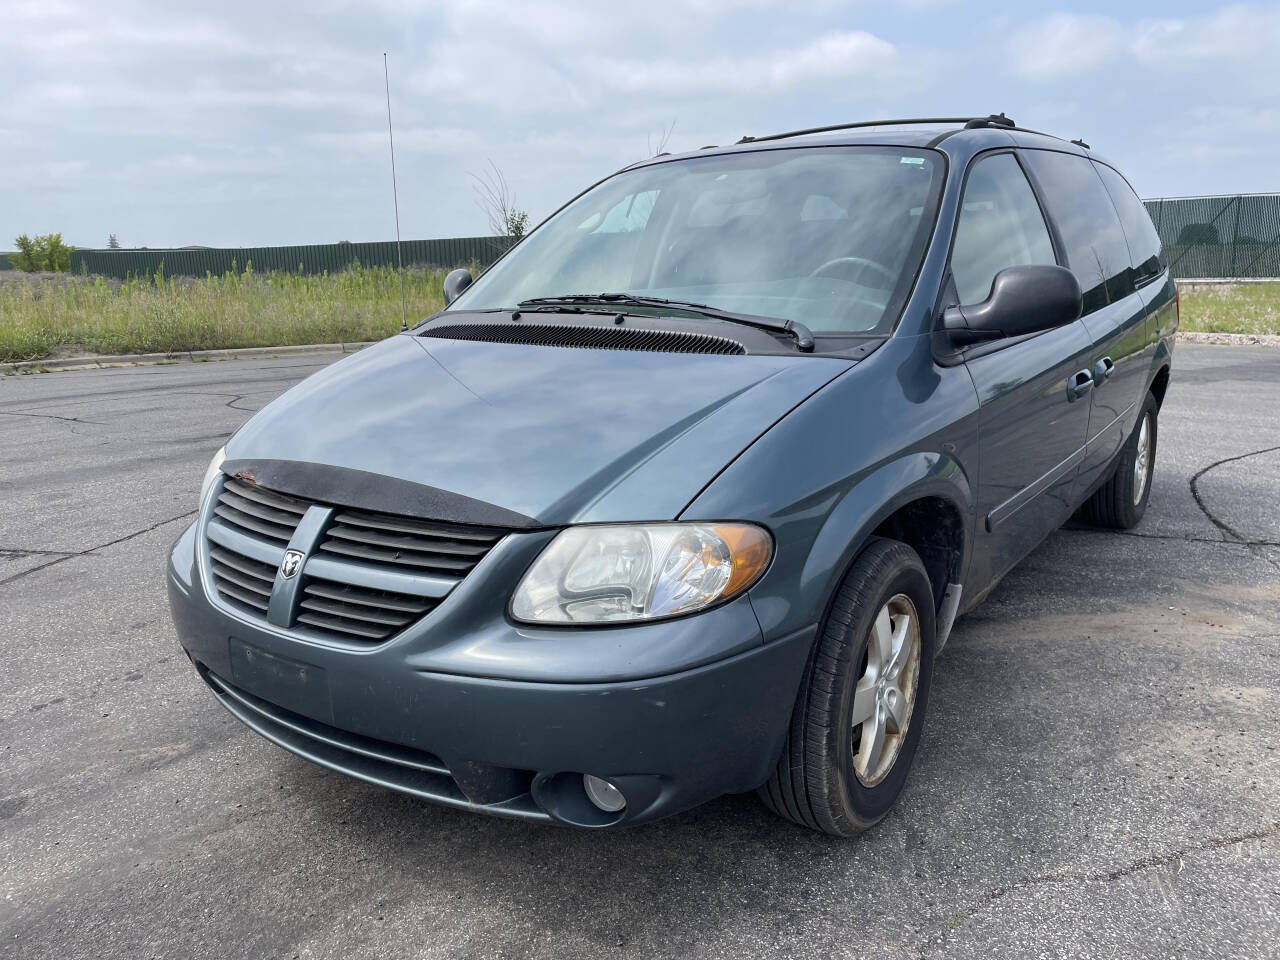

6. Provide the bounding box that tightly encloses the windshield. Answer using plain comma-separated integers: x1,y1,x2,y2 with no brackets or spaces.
448,146,944,335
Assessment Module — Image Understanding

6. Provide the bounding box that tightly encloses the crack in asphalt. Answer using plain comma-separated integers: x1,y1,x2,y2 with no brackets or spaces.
913,821,1280,956
166,390,248,406
0,547,81,558
1186,444,1280,577
1188,444,1280,544
160,390,264,412
0,410,104,425
0,510,197,587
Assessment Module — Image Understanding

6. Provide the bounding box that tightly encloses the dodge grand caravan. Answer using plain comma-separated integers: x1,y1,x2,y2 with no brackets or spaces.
167,114,1177,836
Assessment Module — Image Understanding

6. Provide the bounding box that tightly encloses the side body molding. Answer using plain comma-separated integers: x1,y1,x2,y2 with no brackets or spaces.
986,444,1085,532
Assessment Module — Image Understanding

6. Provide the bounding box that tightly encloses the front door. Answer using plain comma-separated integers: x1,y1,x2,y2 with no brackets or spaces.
965,324,1097,589
947,150,1095,591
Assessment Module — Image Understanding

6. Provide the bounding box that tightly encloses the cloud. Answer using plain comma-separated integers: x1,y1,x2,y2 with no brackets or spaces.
398,0,848,47
1008,13,1127,78
23,82,90,105
307,127,482,154
410,41,591,112
1009,5,1280,80
47,160,89,179
1133,4,1280,63
590,31,901,96
4,0,76,21
409,26,908,120
2,0,1277,246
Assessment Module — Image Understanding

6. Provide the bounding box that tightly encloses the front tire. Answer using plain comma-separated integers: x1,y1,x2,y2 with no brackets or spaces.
759,538,935,837
1077,391,1158,530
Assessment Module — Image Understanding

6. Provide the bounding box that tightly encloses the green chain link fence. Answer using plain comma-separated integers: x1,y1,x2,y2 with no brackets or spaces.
65,235,513,279
1143,194,1280,280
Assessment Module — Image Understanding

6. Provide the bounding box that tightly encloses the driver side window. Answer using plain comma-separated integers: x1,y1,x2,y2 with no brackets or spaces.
951,153,1056,306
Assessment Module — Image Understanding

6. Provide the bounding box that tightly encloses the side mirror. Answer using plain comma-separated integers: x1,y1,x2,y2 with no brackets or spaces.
943,265,1082,345
443,268,474,306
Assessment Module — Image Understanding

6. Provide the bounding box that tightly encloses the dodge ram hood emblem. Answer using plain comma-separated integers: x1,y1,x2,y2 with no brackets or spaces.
280,549,304,579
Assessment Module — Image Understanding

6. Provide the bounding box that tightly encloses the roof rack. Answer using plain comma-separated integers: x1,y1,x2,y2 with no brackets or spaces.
735,113,1061,146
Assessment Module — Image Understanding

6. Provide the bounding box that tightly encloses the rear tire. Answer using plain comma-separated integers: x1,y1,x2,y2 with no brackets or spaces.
759,538,935,837
1077,391,1158,530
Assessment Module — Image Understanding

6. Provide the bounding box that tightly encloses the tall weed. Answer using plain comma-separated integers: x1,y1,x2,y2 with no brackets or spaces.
0,265,450,362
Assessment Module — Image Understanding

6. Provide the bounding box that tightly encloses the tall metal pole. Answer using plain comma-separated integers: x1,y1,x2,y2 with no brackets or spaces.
383,52,407,332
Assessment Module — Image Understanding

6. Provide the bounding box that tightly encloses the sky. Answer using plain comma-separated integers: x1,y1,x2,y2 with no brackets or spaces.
3,0,1279,249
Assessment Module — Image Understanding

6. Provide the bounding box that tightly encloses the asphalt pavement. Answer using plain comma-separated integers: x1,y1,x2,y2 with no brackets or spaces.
2,344,1277,959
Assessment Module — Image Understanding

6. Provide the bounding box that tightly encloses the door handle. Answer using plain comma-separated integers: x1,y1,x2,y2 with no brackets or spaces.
1067,369,1094,402
1093,356,1115,383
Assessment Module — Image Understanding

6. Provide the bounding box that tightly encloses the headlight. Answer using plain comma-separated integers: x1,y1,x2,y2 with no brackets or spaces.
200,446,226,505
511,523,772,625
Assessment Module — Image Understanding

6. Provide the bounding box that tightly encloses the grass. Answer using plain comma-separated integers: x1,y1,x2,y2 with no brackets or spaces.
0,265,451,363
1176,282,1280,336
3,268,1278,364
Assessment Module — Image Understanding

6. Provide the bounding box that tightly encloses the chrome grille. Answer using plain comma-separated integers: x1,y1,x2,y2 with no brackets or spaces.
204,475,508,646
208,543,276,616
214,477,310,543
319,509,504,576
297,578,437,642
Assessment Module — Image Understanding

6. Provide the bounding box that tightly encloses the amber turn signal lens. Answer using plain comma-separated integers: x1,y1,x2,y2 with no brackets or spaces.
713,523,774,597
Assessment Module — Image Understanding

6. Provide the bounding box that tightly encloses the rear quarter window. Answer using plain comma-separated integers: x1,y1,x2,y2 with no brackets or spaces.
1021,150,1135,314
1094,162,1164,285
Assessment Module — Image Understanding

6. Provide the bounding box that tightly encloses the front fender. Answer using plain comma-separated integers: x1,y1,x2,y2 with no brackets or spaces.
680,334,980,645
745,451,973,642
797,452,972,627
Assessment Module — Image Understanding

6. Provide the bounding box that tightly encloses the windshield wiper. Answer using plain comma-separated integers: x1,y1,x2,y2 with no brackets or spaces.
517,293,815,352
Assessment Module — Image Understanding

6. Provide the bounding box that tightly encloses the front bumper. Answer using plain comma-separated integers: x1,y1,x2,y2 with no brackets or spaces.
167,522,815,826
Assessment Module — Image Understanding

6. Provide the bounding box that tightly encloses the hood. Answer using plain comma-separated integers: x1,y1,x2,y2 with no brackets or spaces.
226,334,852,525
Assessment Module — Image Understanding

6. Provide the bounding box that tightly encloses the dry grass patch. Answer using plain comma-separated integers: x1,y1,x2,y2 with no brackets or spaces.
1177,282,1280,336
0,265,450,363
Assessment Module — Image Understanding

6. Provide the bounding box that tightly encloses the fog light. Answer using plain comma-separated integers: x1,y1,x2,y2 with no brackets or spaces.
583,774,626,813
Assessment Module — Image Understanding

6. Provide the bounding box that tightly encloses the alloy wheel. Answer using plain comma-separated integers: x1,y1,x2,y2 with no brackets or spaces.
851,593,921,787
1133,413,1151,505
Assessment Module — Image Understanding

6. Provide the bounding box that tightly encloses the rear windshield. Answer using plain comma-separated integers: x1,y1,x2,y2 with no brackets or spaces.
448,146,944,335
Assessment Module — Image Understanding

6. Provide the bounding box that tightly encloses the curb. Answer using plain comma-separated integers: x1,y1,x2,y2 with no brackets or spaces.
1178,331,1280,348
1,341,375,376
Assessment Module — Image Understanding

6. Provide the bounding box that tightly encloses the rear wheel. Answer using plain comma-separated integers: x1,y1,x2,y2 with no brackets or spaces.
759,538,935,836
1077,391,1158,529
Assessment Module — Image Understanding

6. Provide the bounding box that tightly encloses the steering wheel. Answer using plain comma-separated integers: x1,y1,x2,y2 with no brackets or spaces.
809,256,897,289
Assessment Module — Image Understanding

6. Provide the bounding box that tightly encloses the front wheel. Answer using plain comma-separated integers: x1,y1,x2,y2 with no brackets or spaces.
759,538,935,836
1077,391,1158,529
